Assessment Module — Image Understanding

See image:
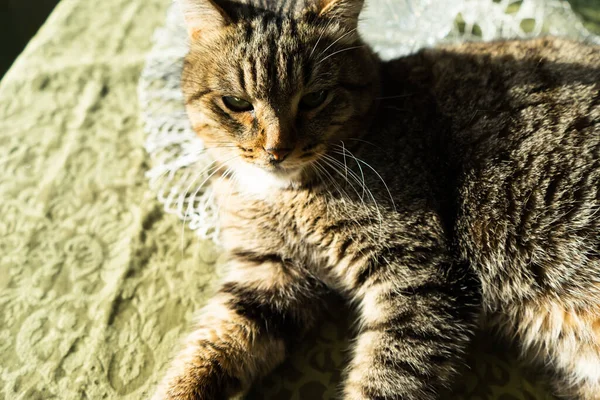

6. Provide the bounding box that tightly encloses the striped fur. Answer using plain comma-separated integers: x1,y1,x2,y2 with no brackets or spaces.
153,0,600,398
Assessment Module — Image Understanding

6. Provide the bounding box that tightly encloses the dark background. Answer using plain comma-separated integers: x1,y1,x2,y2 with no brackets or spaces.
0,0,60,78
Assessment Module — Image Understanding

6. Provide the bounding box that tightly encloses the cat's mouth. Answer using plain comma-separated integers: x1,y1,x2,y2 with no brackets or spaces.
264,162,292,171
259,162,302,178
231,143,324,181
250,155,307,174
229,158,307,193
227,148,321,189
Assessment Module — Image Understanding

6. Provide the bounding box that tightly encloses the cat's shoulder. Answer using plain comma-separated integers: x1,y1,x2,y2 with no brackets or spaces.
432,36,598,61
389,37,599,79
421,37,600,81
382,37,599,114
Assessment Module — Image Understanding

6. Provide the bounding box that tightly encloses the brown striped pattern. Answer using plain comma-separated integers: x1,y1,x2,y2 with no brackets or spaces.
154,1,600,399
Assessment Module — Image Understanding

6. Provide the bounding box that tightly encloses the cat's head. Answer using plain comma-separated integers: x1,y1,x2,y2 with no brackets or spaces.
180,0,379,191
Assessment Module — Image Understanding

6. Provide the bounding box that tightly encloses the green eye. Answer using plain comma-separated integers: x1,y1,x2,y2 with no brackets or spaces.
222,96,253,112
300,90,328,110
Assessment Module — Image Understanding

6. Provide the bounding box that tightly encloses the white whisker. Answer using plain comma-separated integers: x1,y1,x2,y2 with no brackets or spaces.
315,27,358,61
334,143,397,212
320,154,384,232
317,45,365,65
179,155,240,256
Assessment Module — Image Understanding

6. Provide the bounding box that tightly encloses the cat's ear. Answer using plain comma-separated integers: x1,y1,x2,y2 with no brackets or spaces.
179,0,231,39
311,0,364,29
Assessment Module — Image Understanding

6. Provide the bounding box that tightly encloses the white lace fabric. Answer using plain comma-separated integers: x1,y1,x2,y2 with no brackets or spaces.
138,0,599,243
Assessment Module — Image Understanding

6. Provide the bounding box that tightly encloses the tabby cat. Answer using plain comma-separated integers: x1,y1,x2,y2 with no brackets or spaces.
153,0,600,398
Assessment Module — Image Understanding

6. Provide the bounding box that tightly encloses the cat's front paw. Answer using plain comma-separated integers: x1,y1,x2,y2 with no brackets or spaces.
152,369,218,400
152,364,245,400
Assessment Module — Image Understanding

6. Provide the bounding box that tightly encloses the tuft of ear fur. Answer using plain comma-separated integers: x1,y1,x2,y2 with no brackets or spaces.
179,0,231,39
313,0,364,29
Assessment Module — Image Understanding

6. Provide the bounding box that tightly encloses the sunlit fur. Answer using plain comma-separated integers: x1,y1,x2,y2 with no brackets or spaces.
153,1,600,399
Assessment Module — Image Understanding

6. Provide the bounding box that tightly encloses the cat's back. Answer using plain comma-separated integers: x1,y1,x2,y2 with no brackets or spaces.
414,37,600,305
418,37,599,157
387,38,598,145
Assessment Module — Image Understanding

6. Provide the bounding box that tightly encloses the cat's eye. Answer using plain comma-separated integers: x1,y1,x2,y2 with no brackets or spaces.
222,96,253,112
299,90,328,110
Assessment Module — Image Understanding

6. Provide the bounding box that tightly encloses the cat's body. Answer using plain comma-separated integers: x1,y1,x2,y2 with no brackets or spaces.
154,1,600,398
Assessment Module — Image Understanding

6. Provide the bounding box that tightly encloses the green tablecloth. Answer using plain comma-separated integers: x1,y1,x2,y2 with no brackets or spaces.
1,0,598,399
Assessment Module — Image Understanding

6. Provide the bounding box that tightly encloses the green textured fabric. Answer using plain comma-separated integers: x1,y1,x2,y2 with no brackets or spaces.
0,1,597,399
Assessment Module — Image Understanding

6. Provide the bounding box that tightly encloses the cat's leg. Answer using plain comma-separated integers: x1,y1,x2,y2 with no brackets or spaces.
339,256,480,400
493,302,600,399
153,254,327,400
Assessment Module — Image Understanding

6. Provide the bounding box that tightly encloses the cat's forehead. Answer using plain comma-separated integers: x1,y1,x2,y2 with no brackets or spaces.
185,1,359,101
218,0,316,20
223,17,322,99
241,15,307,54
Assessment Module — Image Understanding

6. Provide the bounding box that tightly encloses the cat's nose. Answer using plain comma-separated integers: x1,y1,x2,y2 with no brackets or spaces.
264,147,292,163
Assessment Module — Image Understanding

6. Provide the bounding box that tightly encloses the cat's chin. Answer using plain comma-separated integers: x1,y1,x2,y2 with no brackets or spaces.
230,162,305,196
